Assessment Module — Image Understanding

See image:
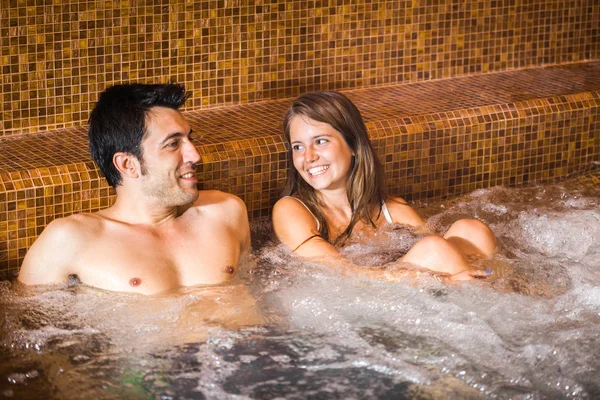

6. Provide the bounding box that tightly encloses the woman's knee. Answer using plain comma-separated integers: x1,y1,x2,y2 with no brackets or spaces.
403,235,467,275
446,218,488,236
416,234,453,252
418,235,466,261
445,218,497,256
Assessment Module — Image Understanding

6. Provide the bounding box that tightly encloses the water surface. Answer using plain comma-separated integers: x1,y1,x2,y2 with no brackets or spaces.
2,172,600,399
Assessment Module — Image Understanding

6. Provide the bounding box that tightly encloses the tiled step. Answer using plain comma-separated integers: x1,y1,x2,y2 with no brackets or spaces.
1,61,600,274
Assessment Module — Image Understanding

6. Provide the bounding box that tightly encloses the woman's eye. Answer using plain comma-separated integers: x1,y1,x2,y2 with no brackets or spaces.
292,144,303,151
316,138,328,145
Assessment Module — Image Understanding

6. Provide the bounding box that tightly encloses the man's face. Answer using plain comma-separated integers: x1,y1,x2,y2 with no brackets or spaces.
138,107,201,207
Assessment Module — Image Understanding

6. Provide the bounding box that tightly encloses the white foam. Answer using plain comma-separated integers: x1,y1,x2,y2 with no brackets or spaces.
499,209,600,261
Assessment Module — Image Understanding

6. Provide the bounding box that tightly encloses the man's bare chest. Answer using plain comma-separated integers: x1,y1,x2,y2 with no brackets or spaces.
73,224,242,294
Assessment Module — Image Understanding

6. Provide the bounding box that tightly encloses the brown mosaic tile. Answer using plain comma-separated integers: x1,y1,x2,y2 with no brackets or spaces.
1,0,599,136
2,58,600,275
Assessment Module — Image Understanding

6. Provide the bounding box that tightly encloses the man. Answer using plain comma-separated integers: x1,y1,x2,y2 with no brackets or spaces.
18,83,250,295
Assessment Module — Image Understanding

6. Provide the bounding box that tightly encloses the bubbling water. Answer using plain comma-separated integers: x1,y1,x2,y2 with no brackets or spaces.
1,172,600,399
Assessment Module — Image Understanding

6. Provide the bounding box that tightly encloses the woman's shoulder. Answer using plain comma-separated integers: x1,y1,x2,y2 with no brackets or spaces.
273,196,320,229
385,196,410,208
384,196,425,228
273,196,313,218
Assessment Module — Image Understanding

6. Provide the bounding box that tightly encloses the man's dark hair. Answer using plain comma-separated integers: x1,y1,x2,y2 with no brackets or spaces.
88,83,189,187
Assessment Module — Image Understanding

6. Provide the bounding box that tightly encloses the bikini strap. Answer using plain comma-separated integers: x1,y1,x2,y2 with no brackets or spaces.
292,234,322,252
381,202,394,224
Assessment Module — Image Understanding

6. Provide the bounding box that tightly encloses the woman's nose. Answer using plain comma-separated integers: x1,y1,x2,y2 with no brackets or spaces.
304,146,318,163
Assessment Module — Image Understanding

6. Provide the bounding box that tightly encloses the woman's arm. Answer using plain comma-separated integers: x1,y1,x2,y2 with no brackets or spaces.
273,197,488,282
272,197,339,257
272,197,424,281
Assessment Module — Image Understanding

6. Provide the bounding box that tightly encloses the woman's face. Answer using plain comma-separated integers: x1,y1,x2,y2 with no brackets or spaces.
289,115,354,193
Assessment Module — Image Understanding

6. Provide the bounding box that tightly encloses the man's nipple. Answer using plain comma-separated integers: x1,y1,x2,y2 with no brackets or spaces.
224,266,235,274
129,277,142,287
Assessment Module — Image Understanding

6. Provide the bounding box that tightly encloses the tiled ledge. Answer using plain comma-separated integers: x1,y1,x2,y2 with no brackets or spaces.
1,61,600,273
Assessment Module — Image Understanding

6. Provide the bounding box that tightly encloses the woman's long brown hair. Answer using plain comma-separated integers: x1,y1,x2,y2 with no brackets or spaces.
282,91,388,246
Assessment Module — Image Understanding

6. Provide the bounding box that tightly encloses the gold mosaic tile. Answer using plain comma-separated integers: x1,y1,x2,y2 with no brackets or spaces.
1,0,598,136
1,64,600,275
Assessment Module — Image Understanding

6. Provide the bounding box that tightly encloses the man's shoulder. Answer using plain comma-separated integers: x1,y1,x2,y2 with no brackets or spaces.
194,190,247,213
37,213,107,248
19,212,102,284
45,212,102,234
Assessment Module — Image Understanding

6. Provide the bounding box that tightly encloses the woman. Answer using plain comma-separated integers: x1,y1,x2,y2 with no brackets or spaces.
272,91,497,281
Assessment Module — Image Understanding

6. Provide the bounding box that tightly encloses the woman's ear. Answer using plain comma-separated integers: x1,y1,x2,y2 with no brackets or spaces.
113,152,141,180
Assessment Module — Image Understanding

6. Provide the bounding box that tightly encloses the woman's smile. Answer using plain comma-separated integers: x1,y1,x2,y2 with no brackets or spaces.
307,165,330,176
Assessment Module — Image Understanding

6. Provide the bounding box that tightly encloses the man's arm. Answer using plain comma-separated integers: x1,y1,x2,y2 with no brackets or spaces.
229,193,251,256
18,217,82,285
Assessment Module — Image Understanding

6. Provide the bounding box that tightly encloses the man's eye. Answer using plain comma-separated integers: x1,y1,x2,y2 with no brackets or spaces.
167,140,179,148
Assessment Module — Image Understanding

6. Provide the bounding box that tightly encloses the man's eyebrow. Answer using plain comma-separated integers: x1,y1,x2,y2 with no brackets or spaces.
159,129,193,145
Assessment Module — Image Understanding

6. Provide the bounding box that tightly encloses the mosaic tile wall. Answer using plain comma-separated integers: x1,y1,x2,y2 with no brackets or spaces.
1,0,599,136
1,62,599,274
370,97,600,201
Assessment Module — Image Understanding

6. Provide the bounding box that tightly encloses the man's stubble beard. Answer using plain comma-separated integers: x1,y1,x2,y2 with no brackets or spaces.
139,160,199,208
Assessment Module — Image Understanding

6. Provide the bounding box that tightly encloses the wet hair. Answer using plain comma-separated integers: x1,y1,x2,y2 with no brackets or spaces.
282,91,388,246
88,83,189,187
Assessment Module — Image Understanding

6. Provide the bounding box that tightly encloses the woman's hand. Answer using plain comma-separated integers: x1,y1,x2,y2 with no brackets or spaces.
448,268,492,281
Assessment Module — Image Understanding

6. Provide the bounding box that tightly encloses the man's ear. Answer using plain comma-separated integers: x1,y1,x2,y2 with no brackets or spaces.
113,152,141,179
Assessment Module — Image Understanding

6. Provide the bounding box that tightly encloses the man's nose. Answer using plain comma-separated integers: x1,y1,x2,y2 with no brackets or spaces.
185,141,201,165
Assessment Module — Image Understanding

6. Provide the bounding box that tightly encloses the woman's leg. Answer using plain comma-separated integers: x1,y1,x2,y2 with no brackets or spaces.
444,218,497,257
400,235,474,280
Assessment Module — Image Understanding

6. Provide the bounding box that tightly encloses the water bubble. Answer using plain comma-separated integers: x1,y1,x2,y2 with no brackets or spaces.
24,370,38,379
6,374,26,385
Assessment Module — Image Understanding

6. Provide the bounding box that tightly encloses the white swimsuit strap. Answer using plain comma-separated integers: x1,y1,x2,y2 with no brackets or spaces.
381,202,394,224
284,196,321,231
